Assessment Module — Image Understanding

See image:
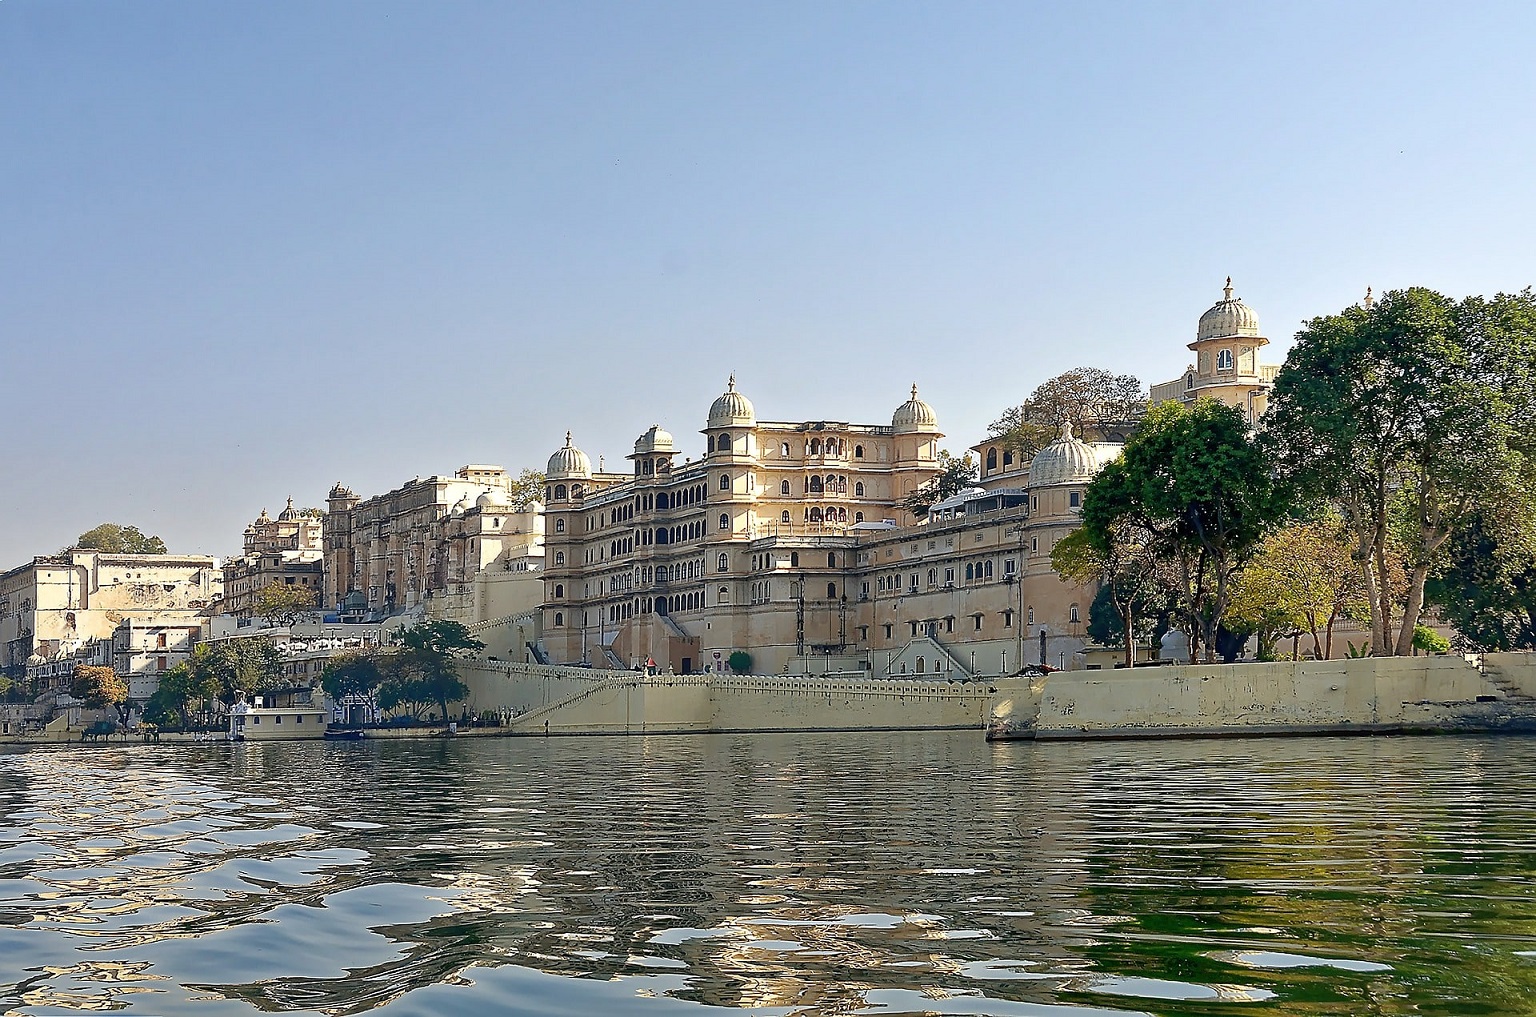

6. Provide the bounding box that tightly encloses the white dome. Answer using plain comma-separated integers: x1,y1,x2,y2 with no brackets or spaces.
1197,277,1262,341
476,488,508,509
1029,422,1117,487
277,497,299,522
892,384,939,433
707,376,756,429
546,432,593,479
633,424,675,456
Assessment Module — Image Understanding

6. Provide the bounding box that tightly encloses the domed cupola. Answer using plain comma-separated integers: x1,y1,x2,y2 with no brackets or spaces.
892,384,939,433
1029,422,1106,488
476,487,508,510
277,497,299,522
546,432,593,480
633,424,676,456
707,375,756,429
1197,277,1262,342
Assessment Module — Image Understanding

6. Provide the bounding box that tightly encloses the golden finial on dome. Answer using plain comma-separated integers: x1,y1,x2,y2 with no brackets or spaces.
1363,286,1374,309
911,383,919,400
1223,276,1233,301
727,374,736,391
564,431,573,447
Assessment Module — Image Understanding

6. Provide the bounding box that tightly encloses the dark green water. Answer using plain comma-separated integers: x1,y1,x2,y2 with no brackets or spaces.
2,732,1535,1016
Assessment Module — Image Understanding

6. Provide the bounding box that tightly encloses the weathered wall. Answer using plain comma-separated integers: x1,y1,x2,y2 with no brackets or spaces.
988,654,1536,740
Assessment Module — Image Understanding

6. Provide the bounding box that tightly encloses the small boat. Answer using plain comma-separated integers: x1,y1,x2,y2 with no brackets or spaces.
323,728,367,741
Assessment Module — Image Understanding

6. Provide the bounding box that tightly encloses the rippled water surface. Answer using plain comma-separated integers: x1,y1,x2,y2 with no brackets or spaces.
3,732,1536,1016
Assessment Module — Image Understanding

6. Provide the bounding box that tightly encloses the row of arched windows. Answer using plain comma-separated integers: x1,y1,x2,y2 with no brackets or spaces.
983,447,1016,472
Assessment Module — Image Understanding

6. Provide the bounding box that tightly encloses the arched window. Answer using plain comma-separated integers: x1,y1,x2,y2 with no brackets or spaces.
720,474,730,491
809,438,821,455
790,552,799,567
927,568,937,585
572,485,583,497
854,444,864,458
718,585,730,604
916,656,925,674
985,560,994,579
809,507,823,523
1003,450,1014,466
719,513,730,531
827,582,837,598
656,528,668,545
986,448,998,471
781,511,791,523
809,476,823,493
1186,373,1195,390
781,442,791,457
718,433,732,451
554,552,565,565
1217,349,1235,372
780,479,791,495
553,611,563,627
554,484,567,500
717,553,729,572
707,435,716,453
555,519,565,533
855,511,864,522
855,482,865,497
554,584,563,598
965,563,975,580
1070,602,1080,623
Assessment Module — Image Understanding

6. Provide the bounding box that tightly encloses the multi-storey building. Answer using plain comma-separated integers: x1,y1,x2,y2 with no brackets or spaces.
537,379,1109,675
1150,278,1279,423
220,498,326,622
0,550,221,684
322,466,544,625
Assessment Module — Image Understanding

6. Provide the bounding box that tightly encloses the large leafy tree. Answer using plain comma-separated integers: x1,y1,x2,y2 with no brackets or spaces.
1426,507,1536,651
1080,399,1289,662
188,639,286,704
989,368,1146,454
73,523,168,555
1229,517,1375,661
1052,525,1167,668
1267,288,1536,655
71,664,129,724
254,582,318,627
901,451,977,517
320,651,385,703
152,661,222,728
390,620,483,726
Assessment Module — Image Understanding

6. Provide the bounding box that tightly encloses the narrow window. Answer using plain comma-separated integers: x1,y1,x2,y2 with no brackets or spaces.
720,474,730,491
855,482,865,497
718,553,729,572
781,511,791,523
719,513,730,531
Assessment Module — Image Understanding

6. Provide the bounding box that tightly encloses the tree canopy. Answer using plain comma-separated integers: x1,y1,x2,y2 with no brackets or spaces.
386,620,484,725
71,664,129,723
1080,399,1289,662
73,523,168,555
320,651,385,703
1426,507,1536,651
507,469,547,511
187,639,285,704
1227,517,1374,661
254,582,318,627
1266,287,1536,655
989,368,1146,455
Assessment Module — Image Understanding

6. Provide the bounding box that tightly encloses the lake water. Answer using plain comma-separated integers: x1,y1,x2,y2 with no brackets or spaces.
2,732,1535,1016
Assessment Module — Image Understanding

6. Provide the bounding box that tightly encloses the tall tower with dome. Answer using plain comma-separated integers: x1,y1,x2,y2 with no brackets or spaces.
1150,278,1279,424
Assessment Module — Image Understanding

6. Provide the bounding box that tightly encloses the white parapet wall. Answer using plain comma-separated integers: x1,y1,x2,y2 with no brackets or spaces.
988,653,1536,740
456,662,995,735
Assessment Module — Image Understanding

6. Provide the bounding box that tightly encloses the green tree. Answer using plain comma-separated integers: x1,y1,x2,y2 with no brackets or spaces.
1229,517,1373,661
508,469,547,510
901,450,978,517
154,661,221,728
71,664,129,724
188,639,285,704
727,650,752,675
1267,287,1536,655
73,523,168,555
988,368,1146,455
392,620,483,726
1081,399,1289,662
254,582,318,627
320,650,384,703
1426,507,1536,651
1052,525,1167,667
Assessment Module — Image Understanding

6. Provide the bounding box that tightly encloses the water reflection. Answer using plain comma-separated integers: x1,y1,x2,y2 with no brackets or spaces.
2,734,1535,1015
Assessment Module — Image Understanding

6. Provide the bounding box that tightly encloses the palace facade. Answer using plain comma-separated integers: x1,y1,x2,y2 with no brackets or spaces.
322,466,544,626
219,498,325,622
538,378,1116,677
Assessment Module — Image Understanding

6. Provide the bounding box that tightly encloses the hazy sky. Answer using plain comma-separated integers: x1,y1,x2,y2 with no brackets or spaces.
4,1,1535,568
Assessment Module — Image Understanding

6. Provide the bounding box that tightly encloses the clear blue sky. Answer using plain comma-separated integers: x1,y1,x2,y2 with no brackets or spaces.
4,1,1534,567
